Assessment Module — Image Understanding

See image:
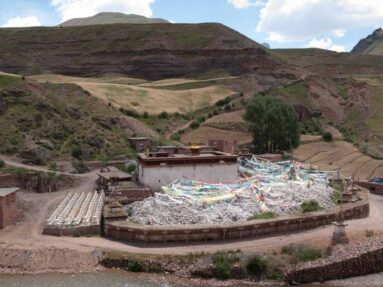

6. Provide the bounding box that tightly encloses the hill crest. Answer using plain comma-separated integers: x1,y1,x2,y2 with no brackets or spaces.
352,28,383,55
60,12,169,26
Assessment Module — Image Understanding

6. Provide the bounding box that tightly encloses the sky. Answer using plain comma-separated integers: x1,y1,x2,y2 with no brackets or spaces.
0,0,383,52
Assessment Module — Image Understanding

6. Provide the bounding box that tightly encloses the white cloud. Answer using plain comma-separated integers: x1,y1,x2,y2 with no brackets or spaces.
228,0,263,9
333,29,346,38
2,16,41,27
257,0,383,43
51,0,156,21
306,37,346,52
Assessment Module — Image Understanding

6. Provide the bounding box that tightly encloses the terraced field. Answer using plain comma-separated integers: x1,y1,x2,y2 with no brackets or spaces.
295,140,383,179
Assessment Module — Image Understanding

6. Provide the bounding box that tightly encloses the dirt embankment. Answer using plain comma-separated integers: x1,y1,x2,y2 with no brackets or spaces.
0,246,100,274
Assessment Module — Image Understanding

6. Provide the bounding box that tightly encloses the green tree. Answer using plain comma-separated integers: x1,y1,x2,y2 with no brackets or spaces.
244,95,300,153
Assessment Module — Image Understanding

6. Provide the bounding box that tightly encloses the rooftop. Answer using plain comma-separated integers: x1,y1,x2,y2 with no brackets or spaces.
0,187,19,197
98,166,132,180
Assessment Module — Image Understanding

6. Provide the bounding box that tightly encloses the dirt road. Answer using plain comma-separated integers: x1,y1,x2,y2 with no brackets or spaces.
1,170,382,257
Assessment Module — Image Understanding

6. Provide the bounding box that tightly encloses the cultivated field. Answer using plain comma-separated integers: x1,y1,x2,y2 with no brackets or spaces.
31,74,235,115
295,140,383,179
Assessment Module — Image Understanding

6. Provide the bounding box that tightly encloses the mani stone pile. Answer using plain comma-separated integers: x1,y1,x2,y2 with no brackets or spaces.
127,179,335,226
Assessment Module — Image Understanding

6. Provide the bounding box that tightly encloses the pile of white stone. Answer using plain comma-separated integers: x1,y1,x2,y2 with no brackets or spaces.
127,179,335,226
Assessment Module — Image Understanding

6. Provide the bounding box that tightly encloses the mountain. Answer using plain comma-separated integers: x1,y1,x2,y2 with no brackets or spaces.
352,28,383,55
0,23,293,81
60,12,169,26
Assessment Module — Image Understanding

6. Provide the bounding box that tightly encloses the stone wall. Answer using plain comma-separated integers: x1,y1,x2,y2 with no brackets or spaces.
355,181,383,196
0,174,37,190
43,224,100,236
285,241,383,284
104,193,369,244
138,163,238,191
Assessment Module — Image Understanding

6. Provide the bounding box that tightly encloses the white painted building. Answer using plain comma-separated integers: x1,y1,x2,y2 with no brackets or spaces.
137,149,238,191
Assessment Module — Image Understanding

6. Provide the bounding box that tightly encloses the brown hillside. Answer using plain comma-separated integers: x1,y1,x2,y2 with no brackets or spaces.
0,23,294,81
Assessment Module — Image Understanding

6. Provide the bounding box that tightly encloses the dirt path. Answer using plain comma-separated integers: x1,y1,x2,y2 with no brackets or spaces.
0,155,85,177
2,179,382,257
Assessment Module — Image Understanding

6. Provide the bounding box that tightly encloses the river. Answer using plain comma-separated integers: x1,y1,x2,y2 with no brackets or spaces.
2,271,383,287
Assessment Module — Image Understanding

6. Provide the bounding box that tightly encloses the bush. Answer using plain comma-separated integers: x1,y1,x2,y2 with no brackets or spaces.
71,146,83,160
0,160,5,168
296,248,322,262
127,260,143,272
215,97,231,107
190,121,200,129
119,108,140,118
212,253,239,280
301,200,322,213
49,162,57,171
124,163,137,174
213,109,219,116
322,132,333,142
143,111,149,119
197,116,205,123
224,104,232,111
245,255,267,277
170,133,181,141
158,111,169,119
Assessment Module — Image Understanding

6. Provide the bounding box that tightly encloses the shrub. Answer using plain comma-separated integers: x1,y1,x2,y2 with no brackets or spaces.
215,97,231,107
296,247,322,262
213,109,219,116
224,104,231,111
119,108,140,118
301,200,322,213
143,111,149,119
71,146,83,160
127,260,143,272
190,121,200,129
197,116,205,123
322,132,333,142
245,255,267,277
158,111,169,119
0,160,5,169
124,163,137,174
212,253,239,280
170,133,181,141
49,162,57,171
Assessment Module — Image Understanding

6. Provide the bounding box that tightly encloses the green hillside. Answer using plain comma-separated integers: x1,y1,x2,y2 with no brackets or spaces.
0,75,135,165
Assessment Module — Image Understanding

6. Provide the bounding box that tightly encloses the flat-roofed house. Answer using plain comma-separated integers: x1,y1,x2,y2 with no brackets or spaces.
0,187,20,229
137,147,238,191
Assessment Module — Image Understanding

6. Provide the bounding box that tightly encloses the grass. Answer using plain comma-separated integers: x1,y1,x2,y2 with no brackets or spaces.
281,244,323,263
301,200,322,213
248,212,277,220
329,180,345,204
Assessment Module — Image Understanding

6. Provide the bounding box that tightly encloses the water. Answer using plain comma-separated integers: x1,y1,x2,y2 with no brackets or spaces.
0,271,169,287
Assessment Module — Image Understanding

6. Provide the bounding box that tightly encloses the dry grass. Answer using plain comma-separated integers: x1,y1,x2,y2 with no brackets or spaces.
77,82,234,115
205,110,246,124
181,126,252,145
30,74,235,115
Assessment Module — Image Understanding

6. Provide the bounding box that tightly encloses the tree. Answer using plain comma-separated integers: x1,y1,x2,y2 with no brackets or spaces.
244,95,300,153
